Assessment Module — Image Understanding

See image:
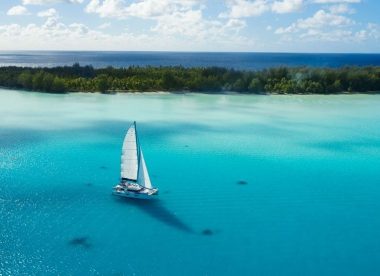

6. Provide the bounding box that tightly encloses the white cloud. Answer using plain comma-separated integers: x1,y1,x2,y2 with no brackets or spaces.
22,0,83,5
275,9,353,34
219,0,270,18
272,8,377,45
85,0,201,19
7,5,30,16
274,26,292,34
83,0,250,45
329,4,354,14
68,23,89,35
297,24,378,43
355,23,380,41
220,0,304,18
0,9,253,51
98,22,111,29
125,0,199,18
298,29,352,41
225,19,247,31
85,0,127,18
151,9,248,43
0,18,133,50
298,10,353,28
367,23,380,40
152,10,205,37
37,8,58,17
272,0,303,14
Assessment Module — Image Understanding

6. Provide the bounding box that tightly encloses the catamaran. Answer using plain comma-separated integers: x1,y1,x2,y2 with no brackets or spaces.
113,122,158,199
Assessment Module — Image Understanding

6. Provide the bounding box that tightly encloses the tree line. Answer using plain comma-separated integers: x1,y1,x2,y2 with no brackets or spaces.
0,63,379,94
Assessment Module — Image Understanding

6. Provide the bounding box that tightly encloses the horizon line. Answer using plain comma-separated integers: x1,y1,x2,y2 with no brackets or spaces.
0,50,380,55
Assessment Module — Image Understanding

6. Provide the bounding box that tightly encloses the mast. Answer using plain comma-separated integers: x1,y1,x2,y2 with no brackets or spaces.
135,122,153,189
134,121,141,181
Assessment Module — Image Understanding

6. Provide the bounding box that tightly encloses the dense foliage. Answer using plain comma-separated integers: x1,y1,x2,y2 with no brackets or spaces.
0,63,379,94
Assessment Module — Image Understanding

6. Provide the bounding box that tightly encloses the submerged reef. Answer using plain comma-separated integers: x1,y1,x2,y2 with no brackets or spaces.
202,229,214,236
68,236,92,249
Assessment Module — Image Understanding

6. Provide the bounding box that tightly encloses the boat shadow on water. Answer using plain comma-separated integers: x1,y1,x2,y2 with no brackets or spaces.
115,197,194,234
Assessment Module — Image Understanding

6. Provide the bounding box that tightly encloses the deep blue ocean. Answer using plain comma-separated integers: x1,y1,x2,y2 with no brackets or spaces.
1,51,380,69
1,89,380,275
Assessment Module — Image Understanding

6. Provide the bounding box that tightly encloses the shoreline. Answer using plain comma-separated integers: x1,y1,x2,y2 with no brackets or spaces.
1,86,379,96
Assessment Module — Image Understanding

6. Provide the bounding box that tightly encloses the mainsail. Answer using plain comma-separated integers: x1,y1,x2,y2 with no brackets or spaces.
137,150,152,189
121,123,139,180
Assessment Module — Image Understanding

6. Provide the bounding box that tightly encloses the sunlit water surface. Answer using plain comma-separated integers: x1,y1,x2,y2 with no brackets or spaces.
1,89,380,275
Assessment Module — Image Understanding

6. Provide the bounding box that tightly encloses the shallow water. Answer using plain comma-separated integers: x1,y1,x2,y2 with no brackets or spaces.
1,89,380,275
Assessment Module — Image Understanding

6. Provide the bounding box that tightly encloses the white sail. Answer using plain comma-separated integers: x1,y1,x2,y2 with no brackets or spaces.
121,123,138,180
137,150,152,189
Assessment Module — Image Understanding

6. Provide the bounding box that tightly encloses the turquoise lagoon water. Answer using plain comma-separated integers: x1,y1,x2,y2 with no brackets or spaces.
1,89,380,275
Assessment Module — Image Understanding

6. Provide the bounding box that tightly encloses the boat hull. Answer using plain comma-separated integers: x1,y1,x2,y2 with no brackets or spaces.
112,190,158,200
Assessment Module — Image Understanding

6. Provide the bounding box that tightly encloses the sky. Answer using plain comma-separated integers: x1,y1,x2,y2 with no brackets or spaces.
0,0,379,52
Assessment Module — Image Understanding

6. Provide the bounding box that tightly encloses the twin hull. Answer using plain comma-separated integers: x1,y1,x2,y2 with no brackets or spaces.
113,190,158,200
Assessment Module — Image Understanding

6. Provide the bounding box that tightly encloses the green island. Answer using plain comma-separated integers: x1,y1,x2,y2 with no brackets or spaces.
0,63,379,94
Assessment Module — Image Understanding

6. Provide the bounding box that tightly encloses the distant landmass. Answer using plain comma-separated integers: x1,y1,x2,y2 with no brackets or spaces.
0,64,379,94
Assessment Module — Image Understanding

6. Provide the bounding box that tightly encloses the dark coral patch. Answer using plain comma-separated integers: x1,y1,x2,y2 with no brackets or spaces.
68,236,92,249
237,180,248,185
202,229,213,236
